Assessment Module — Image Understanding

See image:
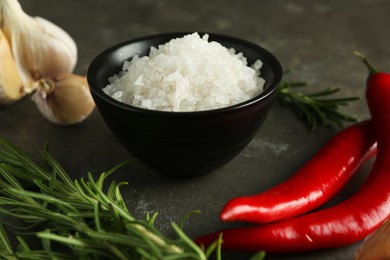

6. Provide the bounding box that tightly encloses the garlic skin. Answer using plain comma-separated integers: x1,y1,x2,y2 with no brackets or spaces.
31,74,95,126
0,0,77,92
355,220,390,259
0,29,24,105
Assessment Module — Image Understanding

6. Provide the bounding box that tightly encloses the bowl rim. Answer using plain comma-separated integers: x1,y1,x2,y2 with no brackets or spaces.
87,32,283,116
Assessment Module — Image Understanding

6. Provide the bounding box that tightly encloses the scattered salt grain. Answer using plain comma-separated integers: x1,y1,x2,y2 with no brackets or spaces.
103,33,265,111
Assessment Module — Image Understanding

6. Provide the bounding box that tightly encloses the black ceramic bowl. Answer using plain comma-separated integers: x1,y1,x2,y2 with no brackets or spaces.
87,32,282,177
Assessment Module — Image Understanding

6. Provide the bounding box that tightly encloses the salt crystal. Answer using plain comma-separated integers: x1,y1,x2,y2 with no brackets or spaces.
103,33,265,111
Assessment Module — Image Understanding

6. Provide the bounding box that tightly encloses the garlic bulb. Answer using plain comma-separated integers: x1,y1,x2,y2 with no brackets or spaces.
31,74,95,126
0,0,77,92
355,220,390,259
0,29,24,105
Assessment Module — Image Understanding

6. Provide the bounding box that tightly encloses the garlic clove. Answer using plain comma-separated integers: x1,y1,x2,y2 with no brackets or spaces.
31,74,95,126
31,17,78,78
0,29,24,106
0,0,77,92
355,220,390,259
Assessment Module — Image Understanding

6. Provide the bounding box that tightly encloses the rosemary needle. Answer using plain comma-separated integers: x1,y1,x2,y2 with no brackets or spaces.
0,137,218,260
276,76,359,131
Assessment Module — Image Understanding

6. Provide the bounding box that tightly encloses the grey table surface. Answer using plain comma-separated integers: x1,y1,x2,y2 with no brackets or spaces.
1,0,390,259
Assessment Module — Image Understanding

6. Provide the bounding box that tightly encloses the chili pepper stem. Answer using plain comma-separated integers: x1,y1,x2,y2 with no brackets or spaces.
354,51,378,75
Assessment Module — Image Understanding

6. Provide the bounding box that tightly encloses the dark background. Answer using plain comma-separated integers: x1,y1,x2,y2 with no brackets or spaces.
1,0,389,259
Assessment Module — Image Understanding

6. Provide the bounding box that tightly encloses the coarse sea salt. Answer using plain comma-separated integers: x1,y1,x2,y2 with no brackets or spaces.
103,33,265,112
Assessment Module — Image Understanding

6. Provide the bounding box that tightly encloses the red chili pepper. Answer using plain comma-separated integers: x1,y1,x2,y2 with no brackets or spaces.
195,55,390,252
220,120,377,223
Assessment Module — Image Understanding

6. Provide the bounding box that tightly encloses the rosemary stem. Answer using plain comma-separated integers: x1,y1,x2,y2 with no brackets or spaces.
276,79,358,130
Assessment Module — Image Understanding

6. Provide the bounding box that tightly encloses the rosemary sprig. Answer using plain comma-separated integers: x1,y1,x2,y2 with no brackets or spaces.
276,75,359,131
0,137,221,259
